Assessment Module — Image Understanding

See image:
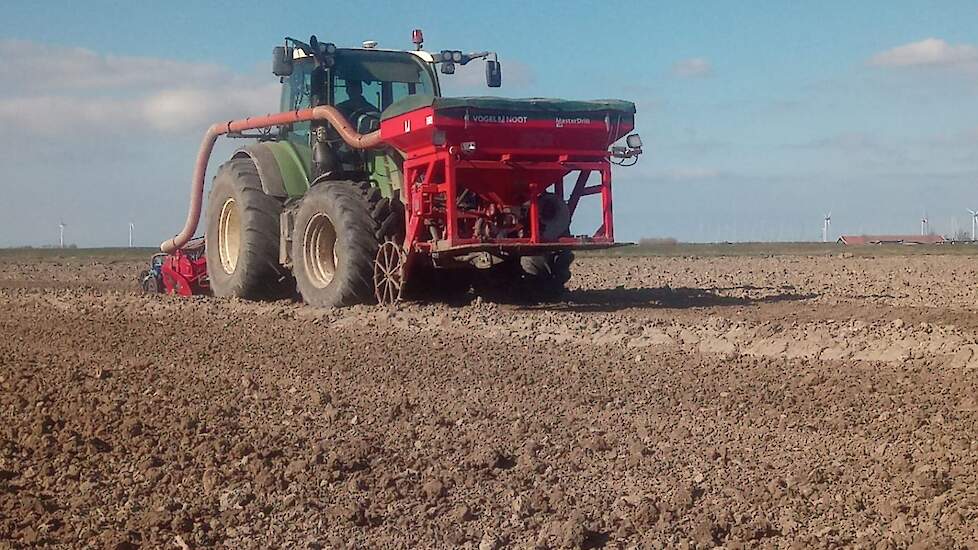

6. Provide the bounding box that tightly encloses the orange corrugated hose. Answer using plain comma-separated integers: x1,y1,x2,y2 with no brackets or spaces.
160,106,383,253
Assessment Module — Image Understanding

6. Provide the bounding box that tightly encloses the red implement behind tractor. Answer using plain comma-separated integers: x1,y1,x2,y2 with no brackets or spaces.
140,238,209,296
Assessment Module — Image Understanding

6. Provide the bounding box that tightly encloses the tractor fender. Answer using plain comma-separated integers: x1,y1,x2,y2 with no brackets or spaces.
231,142,310,198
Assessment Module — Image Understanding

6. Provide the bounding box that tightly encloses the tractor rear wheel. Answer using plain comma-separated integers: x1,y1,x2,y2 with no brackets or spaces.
291,181,389,307
205,158,288,300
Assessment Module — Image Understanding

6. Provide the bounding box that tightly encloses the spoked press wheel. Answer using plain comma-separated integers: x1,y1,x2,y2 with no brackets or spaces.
373,240,405,306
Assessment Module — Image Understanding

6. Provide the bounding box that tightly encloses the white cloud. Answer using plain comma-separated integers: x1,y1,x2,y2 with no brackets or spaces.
0,39,536,137
0,39,230,93
918,125,978,163
786,132,912,170
794,132,885,151
869,38,978,68
0,39,278,136
0,95,143,135
672,58,713,78
140,84,279,133
657,167,722,181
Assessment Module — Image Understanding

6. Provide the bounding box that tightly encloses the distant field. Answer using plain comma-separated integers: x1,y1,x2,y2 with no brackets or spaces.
0,247,156,261
3,242,978,262
584,241,978,257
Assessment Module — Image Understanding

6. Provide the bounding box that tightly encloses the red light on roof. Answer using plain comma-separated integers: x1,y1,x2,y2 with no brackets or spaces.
411,29,424,50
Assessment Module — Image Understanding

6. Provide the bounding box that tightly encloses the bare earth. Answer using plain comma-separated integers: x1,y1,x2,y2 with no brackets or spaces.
1,251,977,549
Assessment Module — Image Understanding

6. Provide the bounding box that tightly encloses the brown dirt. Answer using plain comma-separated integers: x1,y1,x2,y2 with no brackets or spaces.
2,252,977,549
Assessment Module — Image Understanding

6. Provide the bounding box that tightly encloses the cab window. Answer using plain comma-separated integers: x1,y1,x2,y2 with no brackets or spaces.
333,79,382,111
331,50,435,112
281,59,313,139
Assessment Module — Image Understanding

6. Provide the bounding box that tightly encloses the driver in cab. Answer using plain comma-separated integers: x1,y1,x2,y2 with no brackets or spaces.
335,80,376,122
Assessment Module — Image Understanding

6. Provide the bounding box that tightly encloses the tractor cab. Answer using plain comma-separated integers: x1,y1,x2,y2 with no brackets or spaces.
278,47,440,135
269,34,501,201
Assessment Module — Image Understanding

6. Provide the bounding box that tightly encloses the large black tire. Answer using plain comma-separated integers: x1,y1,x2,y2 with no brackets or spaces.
205,158,288,300
291,181,400,307
471,251,574,303
513,193,573,301
517,250,574,300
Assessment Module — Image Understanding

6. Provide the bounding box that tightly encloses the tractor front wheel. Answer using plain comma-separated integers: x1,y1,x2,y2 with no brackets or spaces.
291,182,380,307
205,158,289,300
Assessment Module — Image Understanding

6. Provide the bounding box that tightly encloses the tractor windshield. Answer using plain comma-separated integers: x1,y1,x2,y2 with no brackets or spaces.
332,50,437,113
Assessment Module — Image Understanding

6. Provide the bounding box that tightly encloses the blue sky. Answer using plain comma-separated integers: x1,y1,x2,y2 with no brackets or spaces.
1,1,977,245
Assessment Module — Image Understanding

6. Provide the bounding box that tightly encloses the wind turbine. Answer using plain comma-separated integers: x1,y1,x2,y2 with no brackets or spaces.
822,212,831,243
969,209,978,241
59,220,66,249
128,222,134,248
920,213,928,236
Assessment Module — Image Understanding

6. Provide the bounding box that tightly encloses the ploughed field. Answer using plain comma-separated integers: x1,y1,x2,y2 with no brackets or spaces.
2,247,978,549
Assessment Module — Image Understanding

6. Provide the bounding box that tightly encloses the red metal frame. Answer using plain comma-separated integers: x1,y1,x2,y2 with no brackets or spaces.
383,105,630,262
402,155,614,254
160,247,209,296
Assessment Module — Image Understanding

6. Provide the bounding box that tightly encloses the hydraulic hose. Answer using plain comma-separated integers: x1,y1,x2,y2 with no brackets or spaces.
160,106,383,253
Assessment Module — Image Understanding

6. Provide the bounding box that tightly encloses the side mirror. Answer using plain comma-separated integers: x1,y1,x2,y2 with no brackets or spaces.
486,60,502,88
272,46,293,77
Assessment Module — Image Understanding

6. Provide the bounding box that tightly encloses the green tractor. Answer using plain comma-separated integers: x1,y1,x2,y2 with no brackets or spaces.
206,35,504,306
159,31,640,307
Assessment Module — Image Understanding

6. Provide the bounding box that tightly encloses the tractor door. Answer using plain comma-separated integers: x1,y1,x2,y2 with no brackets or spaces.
278,58,314,173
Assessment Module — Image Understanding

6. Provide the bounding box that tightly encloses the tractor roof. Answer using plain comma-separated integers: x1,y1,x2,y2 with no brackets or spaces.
291,47,435,63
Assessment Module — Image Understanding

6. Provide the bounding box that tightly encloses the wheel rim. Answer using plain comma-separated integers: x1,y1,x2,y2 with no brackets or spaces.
218,198,240,274
303,212,338,289
373,240,405,305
